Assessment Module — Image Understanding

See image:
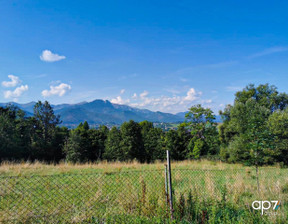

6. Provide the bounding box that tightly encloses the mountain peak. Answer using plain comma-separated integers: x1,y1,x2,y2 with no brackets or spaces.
0,99,185,127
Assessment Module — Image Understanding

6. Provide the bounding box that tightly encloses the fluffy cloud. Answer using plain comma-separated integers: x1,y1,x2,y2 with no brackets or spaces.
183,88,202,102
2,75,28,101
132,93,137,99
203,99,212,104
4,85,29,99
40,50,66,62
2,75,20,87
42,83,71,97
120,89,125,94
140,90,149,99
128,88,203,113
111,96,130,104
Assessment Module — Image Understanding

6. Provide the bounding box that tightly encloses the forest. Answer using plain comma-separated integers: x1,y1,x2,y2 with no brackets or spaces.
1,83,288,167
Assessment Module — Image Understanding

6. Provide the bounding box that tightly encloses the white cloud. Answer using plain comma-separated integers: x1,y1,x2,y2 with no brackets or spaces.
2,75,21,87
42,83,71,97
4,85,29,99
140,90,149,99
183,88,202,101
203,99,213,104
132,93,137,99
111,96,130,104
128,88,202,113
40,50,66,62
120,89,125,94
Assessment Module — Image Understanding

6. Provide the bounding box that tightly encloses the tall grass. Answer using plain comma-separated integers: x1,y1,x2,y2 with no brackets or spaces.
0,160,286,223
0,159,261,176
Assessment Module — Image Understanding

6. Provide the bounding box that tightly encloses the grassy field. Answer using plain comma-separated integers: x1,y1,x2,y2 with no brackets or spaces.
0,160,287,223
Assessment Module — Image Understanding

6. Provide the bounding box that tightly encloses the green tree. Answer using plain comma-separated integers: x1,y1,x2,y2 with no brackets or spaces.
219,84,288,165
64,122,91,162
52,126,69,162
83,121,89,130
0,106,33,161
103,127,122,161
120,120,144,162
164,124,191,160
139,121,165,162
148,127,165,161
234,83,288,112
221,99,273,164
183,104,219,159
267,108,288,165
31,101,61,160
89,125,108,160
63,129,82,163
244,99,274,191
219,104,237,145
0,106,20,160
33,101,61,143
164,129,186,160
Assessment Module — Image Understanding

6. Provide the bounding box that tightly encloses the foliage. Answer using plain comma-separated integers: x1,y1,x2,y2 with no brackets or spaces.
103,127,122,161
182,104,219,159
63,129,82,163
220,83,288,166
267,108,288,165
2,83,288,166
120,120,144,162
140,121,165,162
31,101,62,160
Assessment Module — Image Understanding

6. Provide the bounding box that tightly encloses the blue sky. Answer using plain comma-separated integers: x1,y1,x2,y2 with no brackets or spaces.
1,0,288,114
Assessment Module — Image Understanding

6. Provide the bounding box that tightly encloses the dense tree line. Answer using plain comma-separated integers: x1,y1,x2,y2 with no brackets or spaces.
0,101,69,162
0,101,218,163
1,83,288,166
219,84,288,166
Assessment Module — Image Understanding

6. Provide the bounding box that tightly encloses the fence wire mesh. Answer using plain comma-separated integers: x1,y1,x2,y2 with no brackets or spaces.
0,167,287,223
170,168,287,223
0,170,168,223
172,168,287,200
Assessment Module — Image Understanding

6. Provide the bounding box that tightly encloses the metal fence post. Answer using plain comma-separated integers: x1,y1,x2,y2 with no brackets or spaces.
167,150,174,219
164,164,170,210
165,164,168,195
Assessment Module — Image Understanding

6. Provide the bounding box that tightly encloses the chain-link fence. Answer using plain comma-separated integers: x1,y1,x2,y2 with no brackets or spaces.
0,170,168,223
171,168,287,223
0,167,287,223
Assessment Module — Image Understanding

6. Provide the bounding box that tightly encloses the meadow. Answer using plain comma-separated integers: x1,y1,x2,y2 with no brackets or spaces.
0,160,287,223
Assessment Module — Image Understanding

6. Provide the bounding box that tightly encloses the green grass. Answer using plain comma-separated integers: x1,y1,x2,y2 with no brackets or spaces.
0,161,287,223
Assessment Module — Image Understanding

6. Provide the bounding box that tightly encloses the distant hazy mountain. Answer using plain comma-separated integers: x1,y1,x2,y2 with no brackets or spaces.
0,100,185,127
0,100,223,127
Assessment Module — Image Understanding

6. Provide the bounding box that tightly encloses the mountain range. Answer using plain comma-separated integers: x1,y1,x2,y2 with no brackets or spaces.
0,100,222,127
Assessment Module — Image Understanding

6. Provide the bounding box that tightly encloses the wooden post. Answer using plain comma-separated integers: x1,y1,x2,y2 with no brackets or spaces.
167,150,174,219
